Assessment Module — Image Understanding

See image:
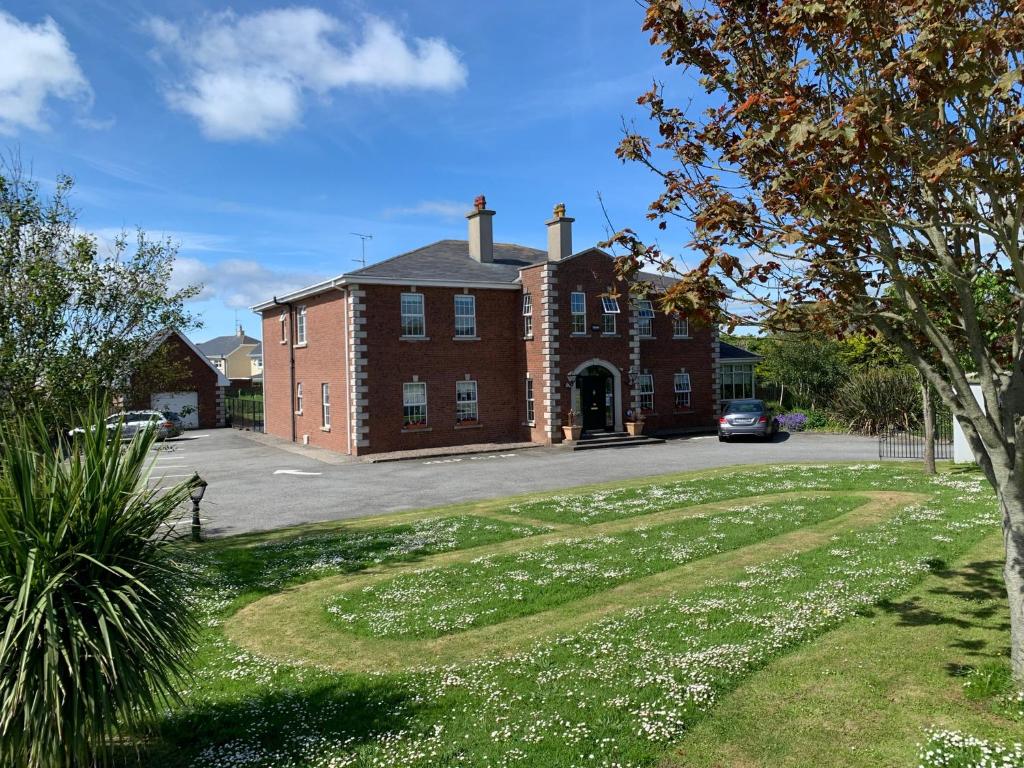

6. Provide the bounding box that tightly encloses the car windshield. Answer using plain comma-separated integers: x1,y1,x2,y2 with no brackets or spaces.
727,401,764,414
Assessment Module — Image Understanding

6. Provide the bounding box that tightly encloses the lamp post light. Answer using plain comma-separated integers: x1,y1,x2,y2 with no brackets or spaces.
628,366,640,386
189,474,208,543
566,372,578,389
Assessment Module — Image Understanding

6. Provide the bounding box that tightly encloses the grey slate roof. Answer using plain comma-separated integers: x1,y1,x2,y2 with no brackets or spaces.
197,334,260,357
347,240,547,283
719,340,761,361
249,342,263,358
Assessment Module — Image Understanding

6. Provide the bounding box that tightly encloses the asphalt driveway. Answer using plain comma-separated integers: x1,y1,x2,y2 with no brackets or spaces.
153,429,884,537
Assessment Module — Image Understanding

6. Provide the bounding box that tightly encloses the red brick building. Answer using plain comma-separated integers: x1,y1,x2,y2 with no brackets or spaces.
252,202,719,456
129,329,230,429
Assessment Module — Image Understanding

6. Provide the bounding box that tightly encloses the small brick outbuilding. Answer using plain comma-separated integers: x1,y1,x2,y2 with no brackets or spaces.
129,329,230,429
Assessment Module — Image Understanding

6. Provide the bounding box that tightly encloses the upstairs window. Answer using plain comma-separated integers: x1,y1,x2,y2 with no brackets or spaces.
674,372,692,409
279,311,287,343
638,374,654,413
522,293,533,337
295,305,307,344
403,382,427,427
454,295,477,337
455,380,479,423
601,296,619,335
401,293,425,337
635,299,655,337
321,383,331,427
295,382,303,414
673,315,690,338
571,292,586,334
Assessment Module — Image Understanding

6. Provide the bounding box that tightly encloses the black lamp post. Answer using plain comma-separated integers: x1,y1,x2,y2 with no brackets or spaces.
566,372,577,389
628,366,640,386
189,474,208,542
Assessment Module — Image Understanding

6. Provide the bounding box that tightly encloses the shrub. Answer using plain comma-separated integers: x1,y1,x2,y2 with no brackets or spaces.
775,412,808,432
830,367,922,434
0,408,198,767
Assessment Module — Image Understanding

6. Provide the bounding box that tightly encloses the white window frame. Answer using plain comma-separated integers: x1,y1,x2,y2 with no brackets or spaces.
571,292,587,335
601,296,620,314
401,292,426,337
294,305,307,345
454,295,477,338
525,377,535,424
321,383,331,428
403,382,428,427
672,315,690,338
635,299,655,337
522,293,533,338
279,311,288,343
674,372,692,409
295,382,303,414
602,311,616,335
455,380,479,423
638,373,654,413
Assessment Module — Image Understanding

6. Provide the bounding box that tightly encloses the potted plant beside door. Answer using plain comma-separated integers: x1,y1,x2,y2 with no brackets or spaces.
562,410,582,442
625,410,645,436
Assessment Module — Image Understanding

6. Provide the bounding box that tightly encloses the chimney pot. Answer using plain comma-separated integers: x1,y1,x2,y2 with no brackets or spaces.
546,203,574,261
467,197,495,263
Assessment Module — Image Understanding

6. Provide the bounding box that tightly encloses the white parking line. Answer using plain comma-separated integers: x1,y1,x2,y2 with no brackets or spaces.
423,453,518,465
153,473,194,478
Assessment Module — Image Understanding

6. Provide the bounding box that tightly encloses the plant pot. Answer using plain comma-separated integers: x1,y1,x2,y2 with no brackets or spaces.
562,425,583,441
625,421,644,436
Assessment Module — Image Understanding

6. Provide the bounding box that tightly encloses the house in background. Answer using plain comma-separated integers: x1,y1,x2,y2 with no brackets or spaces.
128,328,230,428
197,326,261,391
249,342,263,385
252,198,720,457
718,340,761,401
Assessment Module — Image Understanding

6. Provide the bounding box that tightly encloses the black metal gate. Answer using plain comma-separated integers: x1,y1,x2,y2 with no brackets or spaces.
226,396,264,431
878,423,953,460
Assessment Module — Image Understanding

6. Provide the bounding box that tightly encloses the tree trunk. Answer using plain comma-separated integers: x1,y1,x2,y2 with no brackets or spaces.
999,491,1024,683
921,379,936,475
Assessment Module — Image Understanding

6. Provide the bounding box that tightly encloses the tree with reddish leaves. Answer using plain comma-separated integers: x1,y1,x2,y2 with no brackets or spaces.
609,0,1024,679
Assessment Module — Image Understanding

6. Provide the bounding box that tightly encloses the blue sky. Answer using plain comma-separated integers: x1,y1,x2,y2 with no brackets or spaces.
0,1,693,342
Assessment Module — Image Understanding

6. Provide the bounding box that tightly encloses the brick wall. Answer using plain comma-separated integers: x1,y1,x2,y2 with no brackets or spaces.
358,284,526,454
261,291,350,452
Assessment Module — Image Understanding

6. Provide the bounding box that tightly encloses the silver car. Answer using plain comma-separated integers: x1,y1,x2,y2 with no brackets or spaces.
718,399,777,442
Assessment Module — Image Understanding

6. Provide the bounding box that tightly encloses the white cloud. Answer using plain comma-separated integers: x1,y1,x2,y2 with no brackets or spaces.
146,8,467,141
0,11,91,135
383,200,468,220
172,256,325,310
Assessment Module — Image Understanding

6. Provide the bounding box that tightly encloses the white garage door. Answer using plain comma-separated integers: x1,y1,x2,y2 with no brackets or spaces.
151,391,199,429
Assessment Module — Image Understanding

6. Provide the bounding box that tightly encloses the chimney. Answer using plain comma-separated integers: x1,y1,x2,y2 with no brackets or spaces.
546,202,573,261
237,324,245,337
466,194,495,263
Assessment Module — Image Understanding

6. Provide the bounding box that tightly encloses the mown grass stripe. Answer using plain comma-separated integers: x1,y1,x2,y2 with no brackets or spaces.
225,491,923,673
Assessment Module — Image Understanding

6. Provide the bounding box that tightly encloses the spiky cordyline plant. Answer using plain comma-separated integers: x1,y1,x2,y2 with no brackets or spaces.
0,407,198,767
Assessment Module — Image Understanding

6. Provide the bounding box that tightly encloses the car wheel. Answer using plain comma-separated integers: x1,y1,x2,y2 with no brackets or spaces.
718,434,728,442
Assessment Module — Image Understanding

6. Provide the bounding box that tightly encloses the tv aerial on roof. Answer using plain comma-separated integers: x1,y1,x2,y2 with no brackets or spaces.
350,232,373,268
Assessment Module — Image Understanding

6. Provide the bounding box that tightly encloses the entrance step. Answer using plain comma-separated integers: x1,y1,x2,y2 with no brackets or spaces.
571,434,666,451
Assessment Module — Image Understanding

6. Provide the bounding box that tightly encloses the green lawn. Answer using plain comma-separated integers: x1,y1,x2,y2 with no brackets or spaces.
133,463,1021,768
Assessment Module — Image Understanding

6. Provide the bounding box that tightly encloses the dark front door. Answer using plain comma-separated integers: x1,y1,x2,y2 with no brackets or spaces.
579,371,612,431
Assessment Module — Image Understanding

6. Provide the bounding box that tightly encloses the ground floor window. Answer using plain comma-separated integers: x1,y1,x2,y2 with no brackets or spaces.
721,363,756,400
321,383,330,428
403,382,427,427
456,380,478,423
674,372,691,409
638,374,654,413
525,377,534,423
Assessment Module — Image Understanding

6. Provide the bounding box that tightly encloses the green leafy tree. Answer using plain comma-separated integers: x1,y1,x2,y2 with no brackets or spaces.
0,405,199,766
609,0,1024,679
0,161,199,430
756,333,847,409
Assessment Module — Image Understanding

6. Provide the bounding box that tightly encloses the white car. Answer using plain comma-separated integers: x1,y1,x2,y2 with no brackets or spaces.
69,411,181,441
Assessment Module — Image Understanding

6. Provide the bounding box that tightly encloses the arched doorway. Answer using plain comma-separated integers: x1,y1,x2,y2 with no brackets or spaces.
571,360,622,432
